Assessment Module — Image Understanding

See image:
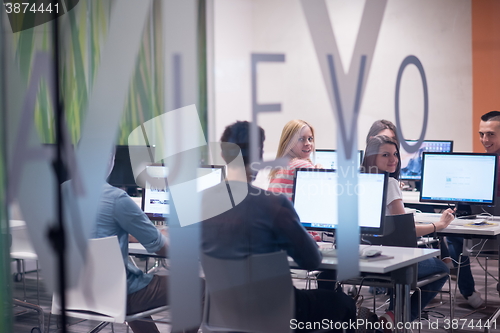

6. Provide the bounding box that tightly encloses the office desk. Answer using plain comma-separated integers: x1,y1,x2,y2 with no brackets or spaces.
415,213,500,332
128,243,151,256
128,243,169,274
290,245,440,331
130,243,439,273
129,243,438,331
290,245,440,273
415,213,500,237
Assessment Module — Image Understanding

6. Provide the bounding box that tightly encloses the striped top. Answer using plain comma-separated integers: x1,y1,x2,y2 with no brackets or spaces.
268,158,315,200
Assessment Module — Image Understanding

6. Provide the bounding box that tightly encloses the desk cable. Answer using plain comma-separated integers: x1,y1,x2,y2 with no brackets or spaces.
470,239,499,283
451,239,499,302
478,210,494,222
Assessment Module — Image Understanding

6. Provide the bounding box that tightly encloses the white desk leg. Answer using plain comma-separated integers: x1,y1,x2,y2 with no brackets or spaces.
404,284,411,332
395,283,411,333
394,262,414,333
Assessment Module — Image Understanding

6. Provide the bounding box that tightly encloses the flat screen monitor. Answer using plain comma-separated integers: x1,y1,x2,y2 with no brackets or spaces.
197,165,225,192
108,145,155,187
292,169,387,235
400,140,453,180
142,165,170,221
142,165,225,221
420,152,498,206
314,149,364,170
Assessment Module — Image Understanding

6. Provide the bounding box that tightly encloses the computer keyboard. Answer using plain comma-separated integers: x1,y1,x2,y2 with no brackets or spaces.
319,248,337,257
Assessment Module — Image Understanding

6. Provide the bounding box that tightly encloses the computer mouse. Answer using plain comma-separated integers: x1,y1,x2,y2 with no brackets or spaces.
362,249,382,257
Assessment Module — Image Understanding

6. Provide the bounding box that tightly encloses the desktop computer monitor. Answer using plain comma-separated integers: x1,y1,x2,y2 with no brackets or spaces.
292,169,387,235
420,152,498,206
142,165,170,221
400,140,453,180
142,165,225,221
314,149,364,170
197,165,225,192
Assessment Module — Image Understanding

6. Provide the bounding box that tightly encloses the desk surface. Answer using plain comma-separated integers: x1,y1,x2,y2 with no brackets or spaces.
129,243,154,256
129,243,439,275
415,213,500,236
291,245,440,274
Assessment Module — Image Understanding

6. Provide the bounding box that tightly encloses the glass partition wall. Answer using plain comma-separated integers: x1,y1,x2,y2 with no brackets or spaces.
2,0,500,331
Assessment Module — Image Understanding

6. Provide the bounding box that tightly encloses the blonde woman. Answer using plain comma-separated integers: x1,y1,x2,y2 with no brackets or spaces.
268,119,321,199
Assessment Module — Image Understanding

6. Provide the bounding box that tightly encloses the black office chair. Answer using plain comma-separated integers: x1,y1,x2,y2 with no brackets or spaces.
348,213,453,332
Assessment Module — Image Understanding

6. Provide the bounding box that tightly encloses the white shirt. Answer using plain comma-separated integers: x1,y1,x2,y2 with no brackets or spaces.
386,177,402,215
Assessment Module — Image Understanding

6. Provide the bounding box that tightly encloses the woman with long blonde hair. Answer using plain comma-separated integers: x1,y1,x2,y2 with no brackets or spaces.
268,119,321,199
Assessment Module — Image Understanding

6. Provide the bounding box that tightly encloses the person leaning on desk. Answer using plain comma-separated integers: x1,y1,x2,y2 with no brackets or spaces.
201,121,357,333
75,148,202,333
367,119,486,309
362,134,455,326
441,110,500,309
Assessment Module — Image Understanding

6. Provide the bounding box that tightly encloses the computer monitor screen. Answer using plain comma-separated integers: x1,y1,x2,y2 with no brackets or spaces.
314,149,364,170
420,153,498,205
142,165,225,221
142,165,170,221
400,140,453,180
292,169,387,235
197,165,225,192
108,145,155,187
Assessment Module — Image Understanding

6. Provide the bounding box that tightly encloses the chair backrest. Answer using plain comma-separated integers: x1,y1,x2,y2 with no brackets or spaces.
10,223,36,256
201,251,294,333
51,236,127,322
365,213,418,248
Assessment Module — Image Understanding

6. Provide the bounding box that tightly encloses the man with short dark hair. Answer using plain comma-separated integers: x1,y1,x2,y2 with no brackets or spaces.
201,121,356,332
89,149,201,333
442,111,500,309
479,111,500,155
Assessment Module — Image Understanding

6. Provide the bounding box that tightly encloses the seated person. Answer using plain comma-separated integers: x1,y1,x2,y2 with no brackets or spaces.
440,110,500,308
85,148,202,333
201,121,356,332
368,118,483,309
362,135,454,324
268,119,323,242
268,119,322,199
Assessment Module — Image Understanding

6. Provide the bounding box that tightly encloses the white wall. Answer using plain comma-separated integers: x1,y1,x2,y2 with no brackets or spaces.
210,0,472,159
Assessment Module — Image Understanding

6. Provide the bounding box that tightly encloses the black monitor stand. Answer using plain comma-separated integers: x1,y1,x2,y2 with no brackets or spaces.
455,204,475,218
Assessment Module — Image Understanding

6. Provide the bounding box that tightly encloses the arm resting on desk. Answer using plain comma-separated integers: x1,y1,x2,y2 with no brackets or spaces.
155,242,168,257
390,199,455,236
414,208,455,236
